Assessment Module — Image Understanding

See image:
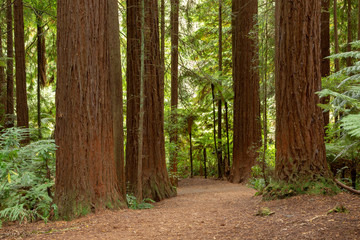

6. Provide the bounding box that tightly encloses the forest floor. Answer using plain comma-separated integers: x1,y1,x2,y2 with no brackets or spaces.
1,177,360,240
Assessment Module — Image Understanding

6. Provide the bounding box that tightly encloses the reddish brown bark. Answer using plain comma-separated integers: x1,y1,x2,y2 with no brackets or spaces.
275,0,330,181
218,0,223,178
321,0,330,129
0,25,6,128
55,0,126,218
170,0,179,173
347,0,352,67
126,0,176,201
108,0,126,200
334,0,340,72
37,14,46,139
5,0,14,128
231,0,261,183
13,0,29,130
358,0,360,40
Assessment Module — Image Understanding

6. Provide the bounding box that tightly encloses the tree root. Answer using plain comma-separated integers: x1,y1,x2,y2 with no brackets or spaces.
334,179,360,195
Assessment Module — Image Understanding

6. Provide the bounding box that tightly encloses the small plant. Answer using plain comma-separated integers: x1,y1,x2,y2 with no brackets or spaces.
248,177,266,192
328,205,349,214
126,194,155,210
255,207,274,216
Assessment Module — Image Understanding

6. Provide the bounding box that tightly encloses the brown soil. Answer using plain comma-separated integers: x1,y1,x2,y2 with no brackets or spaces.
1,178,360,239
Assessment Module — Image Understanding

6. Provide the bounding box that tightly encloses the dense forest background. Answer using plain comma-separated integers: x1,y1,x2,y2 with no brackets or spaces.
0,0,359,223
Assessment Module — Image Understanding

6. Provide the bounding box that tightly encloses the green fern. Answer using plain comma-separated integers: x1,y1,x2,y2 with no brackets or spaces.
0,127,57,225
341,114,360,138
0,204,35,223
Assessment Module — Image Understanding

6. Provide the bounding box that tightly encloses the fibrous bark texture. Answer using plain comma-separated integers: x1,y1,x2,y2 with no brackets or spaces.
275,0,329,181
321,0,330,129
126,0,176,201
37,14,46,139
13,0,29,130
218,0,223,178
55,0,126,218
231,0,261,183
5,0,14,128
108,0,126,201
170,0,179,173
0,25,6,128
347,0,352,67
333,0,340,72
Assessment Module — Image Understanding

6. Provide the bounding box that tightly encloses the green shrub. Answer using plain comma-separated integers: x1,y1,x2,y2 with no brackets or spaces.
0,128,57,225
126,194,155,210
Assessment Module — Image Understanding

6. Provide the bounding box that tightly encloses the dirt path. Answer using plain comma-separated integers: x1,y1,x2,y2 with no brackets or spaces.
1,178,360,239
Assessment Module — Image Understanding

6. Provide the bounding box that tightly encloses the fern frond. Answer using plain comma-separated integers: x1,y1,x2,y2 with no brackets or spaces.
341,114,360,138
327,51,360,60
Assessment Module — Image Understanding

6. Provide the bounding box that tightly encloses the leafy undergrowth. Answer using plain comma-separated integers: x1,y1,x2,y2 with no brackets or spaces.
126,194,155,210
0,128,57,227
251,177,341,200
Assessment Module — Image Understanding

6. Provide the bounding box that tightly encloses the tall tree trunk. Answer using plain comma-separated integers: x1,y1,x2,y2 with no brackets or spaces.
217,0,223,178
275,0,330,181
14,0,29,131
334,0,340,72
358,0,360,40
0,25,6,128
170,0,179,173
224,102,230,177
126,0,141,197
203,148,207,179
160,0,165,74
261,4,269,186
126,0,176,201
188,118,193,178
231,0,261,183
347,0,352,67
108,0,126,201
5,0,14,128
321,0,330,131
137,0,145,201
211,83,220,178
36,14,46,139
55,0,126,219
159,0,165,160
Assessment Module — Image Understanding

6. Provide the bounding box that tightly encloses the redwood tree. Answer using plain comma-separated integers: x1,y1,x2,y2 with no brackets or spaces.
334,0,340,72
321,0,330,129
55,0,126,218
217,0,223,178
275,0,330,181
0,25,5,127
347,0,352,67
36,13,46,138
13,0,29,130
170,0,179,174
5,0,14,128
126,0,176,201
231,0,261,183
108,0,126,200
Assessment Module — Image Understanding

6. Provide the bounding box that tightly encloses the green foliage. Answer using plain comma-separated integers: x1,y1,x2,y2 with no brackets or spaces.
248,144,276,192
319,41,360,187
126,194,155,210
341,113,360,138
0,128,57,225
261,178,340,200
328,205,349,214
249,177,266,193
255,207,274,217
0,58,6,67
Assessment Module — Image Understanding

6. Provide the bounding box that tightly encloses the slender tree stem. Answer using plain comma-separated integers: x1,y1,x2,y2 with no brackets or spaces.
137,0,145,202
